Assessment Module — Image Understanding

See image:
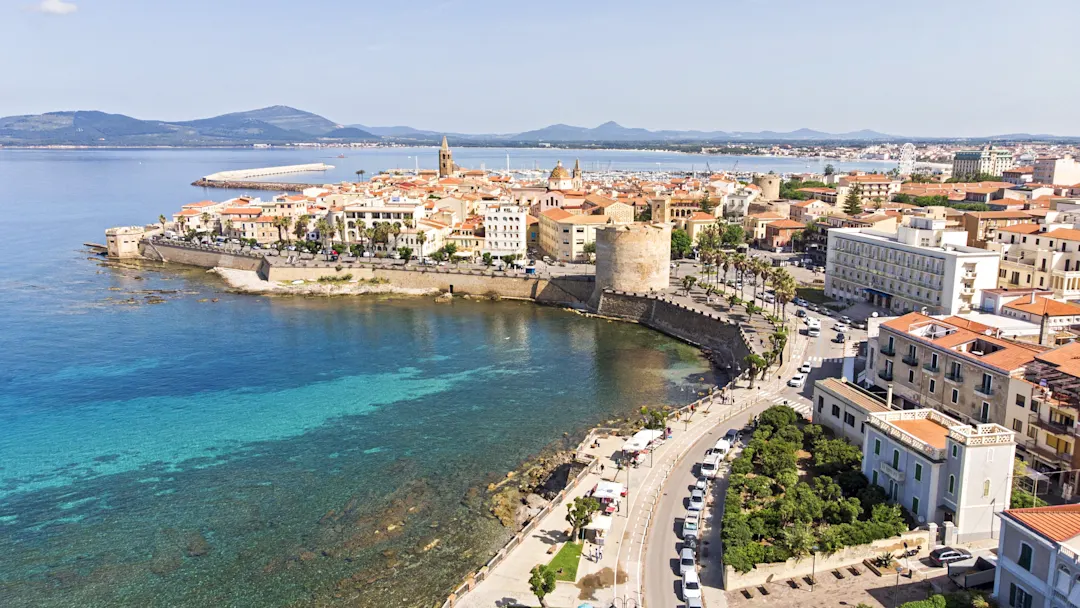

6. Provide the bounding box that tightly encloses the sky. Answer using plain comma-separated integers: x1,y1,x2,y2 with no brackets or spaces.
1,0,1077,137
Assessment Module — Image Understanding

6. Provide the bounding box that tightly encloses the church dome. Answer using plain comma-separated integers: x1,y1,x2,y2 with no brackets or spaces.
549,160,570,180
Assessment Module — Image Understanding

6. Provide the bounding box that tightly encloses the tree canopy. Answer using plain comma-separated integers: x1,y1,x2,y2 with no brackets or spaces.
671,229,693,258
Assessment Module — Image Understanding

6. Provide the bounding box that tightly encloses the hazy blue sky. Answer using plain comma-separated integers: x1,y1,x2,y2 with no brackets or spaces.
2,0,1076,136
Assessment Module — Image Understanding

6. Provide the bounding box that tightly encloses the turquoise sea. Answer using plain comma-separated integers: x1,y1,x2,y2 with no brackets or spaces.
0,149,722,606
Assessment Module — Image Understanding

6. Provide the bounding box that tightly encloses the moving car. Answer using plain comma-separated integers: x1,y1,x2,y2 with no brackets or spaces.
807,327,820,338
679,547,696,575
833,332,847,343
799,362,812,374
681,512,700,540
787,374,806,388
682,570,703,601
688,489,705,512
929,547,972,568
796,309,807,318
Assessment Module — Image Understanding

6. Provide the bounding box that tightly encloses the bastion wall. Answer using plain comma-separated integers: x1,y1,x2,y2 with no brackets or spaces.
139,240,265,271
595,290,753,366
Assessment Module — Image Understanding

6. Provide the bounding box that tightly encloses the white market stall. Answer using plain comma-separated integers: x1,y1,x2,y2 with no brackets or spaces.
589,481,626,515
583,514,613,545
621,429,663,466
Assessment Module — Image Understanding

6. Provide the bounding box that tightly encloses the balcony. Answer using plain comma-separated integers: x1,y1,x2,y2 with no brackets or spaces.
1029,443,1073,467
880,344,896,357
945,371,964,383
902,354,920,366
974,384,994,397
880,461,905,482
1032,415,1077,438
923,362,940,373
879,369,894,382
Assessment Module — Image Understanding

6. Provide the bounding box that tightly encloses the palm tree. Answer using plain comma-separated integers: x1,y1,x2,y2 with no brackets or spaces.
416,231,427,257
355,169,365,182
391,222,402,251
335,217,346,245
294,214,310,242
200,212,211,232
681,275,698,295
272,216,286,243
158,214,168,233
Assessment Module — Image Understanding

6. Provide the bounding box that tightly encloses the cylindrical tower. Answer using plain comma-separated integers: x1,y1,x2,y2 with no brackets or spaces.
753,174,781,201
590,223,671,308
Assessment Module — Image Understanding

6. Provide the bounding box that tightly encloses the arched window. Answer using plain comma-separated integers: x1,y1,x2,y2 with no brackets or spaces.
983,479,991,497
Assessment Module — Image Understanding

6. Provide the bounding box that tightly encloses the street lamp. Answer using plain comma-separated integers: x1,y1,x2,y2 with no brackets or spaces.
810,544,820,591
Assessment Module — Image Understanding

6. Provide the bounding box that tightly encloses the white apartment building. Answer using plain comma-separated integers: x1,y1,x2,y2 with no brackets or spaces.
953,146,1015,178
826,217,1001,315
993,227,1080,300
1035,156,1080,187
481,204,527,258
994,504,1080,608
838,174,901,202
862,408,1015,543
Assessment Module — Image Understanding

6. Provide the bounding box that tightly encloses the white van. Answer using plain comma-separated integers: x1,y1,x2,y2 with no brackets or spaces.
711,438,732,459
700,454,722,479
806,317,821,329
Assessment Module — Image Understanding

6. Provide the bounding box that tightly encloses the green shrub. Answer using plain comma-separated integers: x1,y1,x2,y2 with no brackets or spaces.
898,595,946,608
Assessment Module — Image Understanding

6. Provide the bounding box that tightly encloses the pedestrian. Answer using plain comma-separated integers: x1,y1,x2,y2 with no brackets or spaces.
600,463,605,477
599,546,604,561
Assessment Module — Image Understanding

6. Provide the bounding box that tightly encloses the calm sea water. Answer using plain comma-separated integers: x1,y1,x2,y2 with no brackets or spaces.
0,149,720,607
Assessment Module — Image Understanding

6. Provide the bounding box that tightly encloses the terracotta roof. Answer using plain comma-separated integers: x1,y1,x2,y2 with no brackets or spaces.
942,316,994,334
540,208,573,221
1035,341,1080,377
1004,166,1034,174
689,212,716,221
997,223,1042,235
221,208,260,215
882,312,1041,372
891,418,950,450
183,200,217,208
175,209,202,216
768,219,806,230
748,212,784,220
1045,228,1080,241
1005,297,1080,317
966,211,1033,219
1004,504,1080,542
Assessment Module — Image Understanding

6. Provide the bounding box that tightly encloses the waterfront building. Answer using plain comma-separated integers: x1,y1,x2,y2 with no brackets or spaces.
481,205,527,258
992,226,1080,300
1035,156,1080,187
538,208,612,262
812,378,893,446
961,210,1035,249
396,220,448,258
105,226,148,258
826,217,1001,315
953,146,1015,178
862,408,1015,542
867,312,1041,428
994,504,1080,608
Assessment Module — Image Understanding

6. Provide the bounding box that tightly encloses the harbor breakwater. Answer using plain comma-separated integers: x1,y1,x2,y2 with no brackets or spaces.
191,178,310,192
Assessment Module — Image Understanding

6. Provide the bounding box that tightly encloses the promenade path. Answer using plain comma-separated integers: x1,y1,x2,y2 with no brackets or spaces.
457,341,802,608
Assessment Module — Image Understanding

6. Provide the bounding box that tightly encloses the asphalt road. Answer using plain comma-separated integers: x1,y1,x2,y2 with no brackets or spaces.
641,293,865,608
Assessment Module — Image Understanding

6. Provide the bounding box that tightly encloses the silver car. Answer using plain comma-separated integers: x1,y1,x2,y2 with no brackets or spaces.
688,489,705,512
679,547,696,575
681,512,700,540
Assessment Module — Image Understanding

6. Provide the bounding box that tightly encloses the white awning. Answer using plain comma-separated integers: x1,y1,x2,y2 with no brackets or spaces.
592,481,624,501
622,429,663,453
584,515,613,531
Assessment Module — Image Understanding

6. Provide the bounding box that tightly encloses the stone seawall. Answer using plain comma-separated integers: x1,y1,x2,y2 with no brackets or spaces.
261,261,595,305
139,240,265,272
191,179,309,192
595,290,752,367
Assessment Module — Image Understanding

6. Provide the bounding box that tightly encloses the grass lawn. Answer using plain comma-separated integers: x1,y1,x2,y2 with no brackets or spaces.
549,541,583,581
796,287,835,305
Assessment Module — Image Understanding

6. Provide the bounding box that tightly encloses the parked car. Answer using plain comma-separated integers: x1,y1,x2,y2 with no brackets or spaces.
808,304,819,312
841,316,853,324
694,478,708,492
787,374,806,387
711,438,732,458
685,596,704,608
688,489,705,512
723,428,741,445
682,570,703,601
681,512,700,540
799,362,812,374
680,547,697,575
929,547,972,568
699,456,720,479
833,332,847,343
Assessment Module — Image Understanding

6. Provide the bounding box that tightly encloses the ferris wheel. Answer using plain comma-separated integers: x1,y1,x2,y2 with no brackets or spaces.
898,143,916,175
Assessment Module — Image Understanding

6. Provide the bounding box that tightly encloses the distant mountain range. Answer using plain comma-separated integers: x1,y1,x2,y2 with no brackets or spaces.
0,105,1073,146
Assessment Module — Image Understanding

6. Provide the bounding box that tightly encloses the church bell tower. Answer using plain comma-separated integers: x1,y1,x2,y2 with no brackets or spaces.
438,136,453,178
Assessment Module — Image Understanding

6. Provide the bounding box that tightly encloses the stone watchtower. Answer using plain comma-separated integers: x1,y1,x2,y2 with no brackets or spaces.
753,173,781,201
438,136,454,178
588,223,671,310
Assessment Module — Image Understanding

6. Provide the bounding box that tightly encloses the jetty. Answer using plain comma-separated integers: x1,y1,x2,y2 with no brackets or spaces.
192,163,333,191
